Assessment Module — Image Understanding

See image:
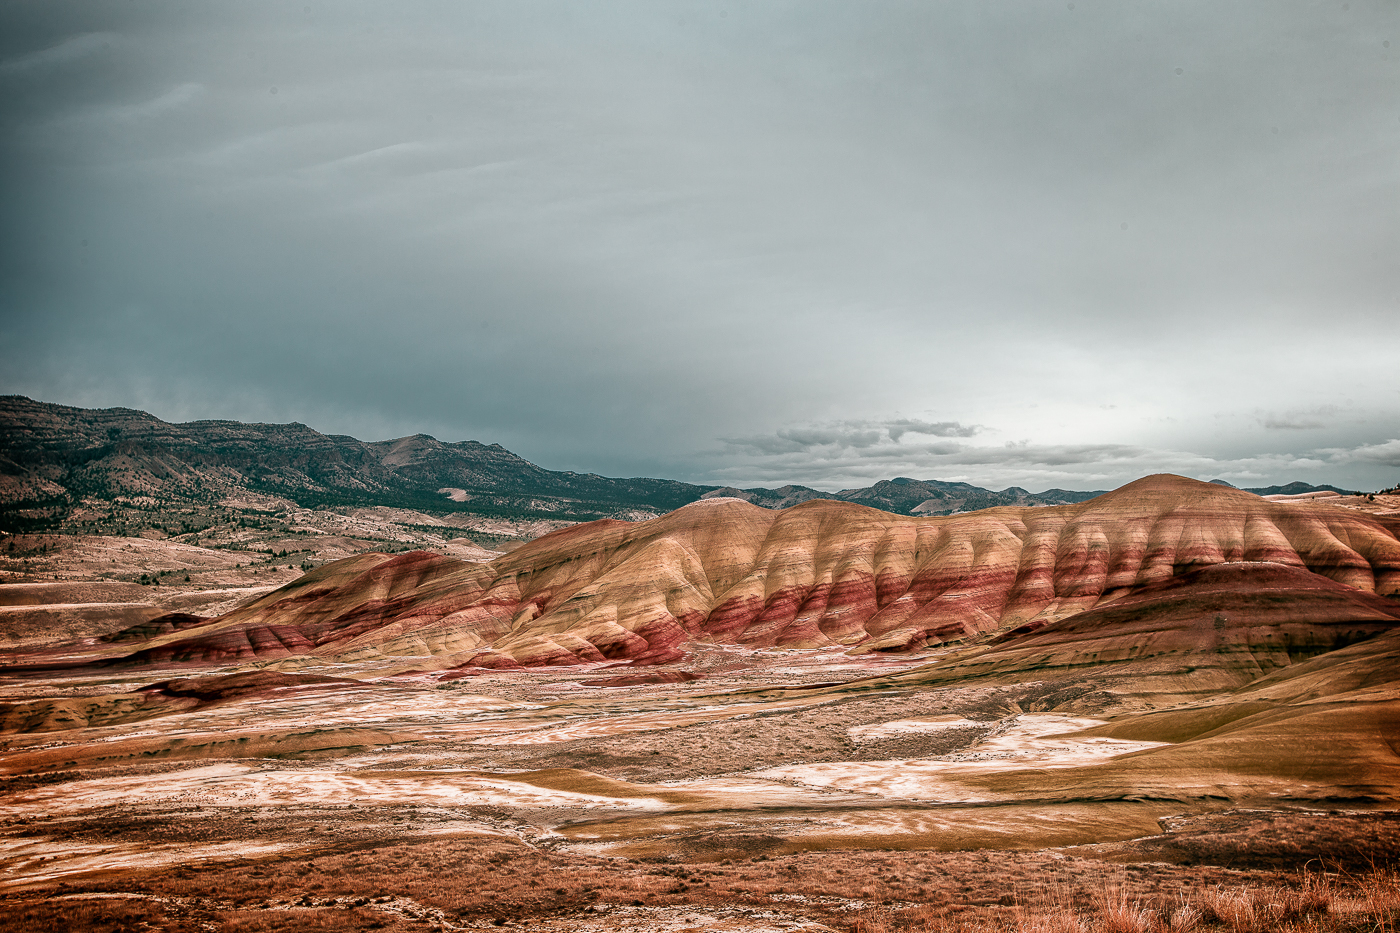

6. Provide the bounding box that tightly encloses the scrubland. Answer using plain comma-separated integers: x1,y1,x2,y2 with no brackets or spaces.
3,830,1396,932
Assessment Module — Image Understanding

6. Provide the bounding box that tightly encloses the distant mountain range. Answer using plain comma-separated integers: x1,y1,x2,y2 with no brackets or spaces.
0,397,705,530
1208,478,1357,496
699,477,1106,514
0,396,1355,531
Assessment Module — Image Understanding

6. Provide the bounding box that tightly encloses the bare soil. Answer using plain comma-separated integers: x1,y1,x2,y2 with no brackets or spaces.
0,534,1397,931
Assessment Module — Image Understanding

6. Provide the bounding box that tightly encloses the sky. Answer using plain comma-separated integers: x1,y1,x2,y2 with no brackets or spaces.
1,1,1398,493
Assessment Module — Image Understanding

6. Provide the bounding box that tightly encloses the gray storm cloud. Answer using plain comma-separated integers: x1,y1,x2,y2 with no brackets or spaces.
1,1,1397,491
886,420,981,442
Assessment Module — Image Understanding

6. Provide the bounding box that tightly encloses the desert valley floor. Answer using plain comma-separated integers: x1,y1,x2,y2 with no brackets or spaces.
2,476,1399,931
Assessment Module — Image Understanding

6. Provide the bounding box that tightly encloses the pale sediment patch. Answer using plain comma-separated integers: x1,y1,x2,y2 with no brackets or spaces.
0,836,293,891
189,688,523,732
654,775,881,808
0,763,673,816
778,801,1175,851
759,714,1168,801
847,715,984,741
969,714,1167,764
754,759,999,803
559,800,1174,856
10,685,529,741
469,696,827,745
509,903,836,931
471,707,740,745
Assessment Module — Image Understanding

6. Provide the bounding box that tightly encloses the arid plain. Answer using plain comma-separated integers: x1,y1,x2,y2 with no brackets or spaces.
3,476,1400,932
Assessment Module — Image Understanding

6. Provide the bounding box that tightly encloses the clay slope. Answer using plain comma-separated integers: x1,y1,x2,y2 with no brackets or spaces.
883,561,1400,707
89,474,1400,675
952,628,1400,804
0,671,365,735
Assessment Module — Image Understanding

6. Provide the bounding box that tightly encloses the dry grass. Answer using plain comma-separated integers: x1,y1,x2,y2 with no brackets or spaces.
216,907,403,932
1095,886,1154,933
1017,883,1087,933
852,864,1396,933
1,825,1395,933
0,897,168,932
1158,903,1203,933
1341,865,1400,933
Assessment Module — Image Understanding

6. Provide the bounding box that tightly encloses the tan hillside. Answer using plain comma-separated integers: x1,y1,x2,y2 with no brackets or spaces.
98,474,1399,673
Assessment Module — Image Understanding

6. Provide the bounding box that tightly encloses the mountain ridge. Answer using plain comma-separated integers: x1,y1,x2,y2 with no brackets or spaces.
0,396,1357,533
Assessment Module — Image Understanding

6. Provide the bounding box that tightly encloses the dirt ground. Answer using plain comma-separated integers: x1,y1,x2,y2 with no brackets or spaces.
1,534,1397,932
3,650,1397,931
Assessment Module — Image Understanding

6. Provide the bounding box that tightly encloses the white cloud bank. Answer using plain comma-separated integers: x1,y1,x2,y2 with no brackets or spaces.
707,423,1397,492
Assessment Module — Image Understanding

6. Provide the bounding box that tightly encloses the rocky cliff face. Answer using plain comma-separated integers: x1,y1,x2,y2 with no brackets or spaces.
108,475,1400,673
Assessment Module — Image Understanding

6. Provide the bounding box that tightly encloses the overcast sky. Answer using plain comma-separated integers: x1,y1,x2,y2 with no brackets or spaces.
2,1,1397,492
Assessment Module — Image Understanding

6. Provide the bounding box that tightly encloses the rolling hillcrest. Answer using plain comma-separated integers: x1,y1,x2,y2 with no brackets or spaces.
70,473,1398,676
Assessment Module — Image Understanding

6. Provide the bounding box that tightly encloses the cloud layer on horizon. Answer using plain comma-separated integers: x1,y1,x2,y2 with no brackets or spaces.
704,420,1399,491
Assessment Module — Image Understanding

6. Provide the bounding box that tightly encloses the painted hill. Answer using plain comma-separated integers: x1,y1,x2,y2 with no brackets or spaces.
84,475,1399,676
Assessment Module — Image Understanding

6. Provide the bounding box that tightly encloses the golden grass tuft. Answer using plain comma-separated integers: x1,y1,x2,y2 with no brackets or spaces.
1097,886,1155,933
1199,885,1264,932
891,865,1389,933
1156,903,1203,933
4,827,1394,933
1349,865,1400,933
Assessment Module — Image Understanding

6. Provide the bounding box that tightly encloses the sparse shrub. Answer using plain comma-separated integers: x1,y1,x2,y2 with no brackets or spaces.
853,914,891,933
1201,885,1262,933
1354,865,1400,933
1007,881,1089,933
0,899,165,932
1262,876,1332,924
1097,887,1153,933
1016,908,1087,933
1154,903,1201,933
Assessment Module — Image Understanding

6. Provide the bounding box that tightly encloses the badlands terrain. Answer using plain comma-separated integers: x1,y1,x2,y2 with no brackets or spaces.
1,472,1399,930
